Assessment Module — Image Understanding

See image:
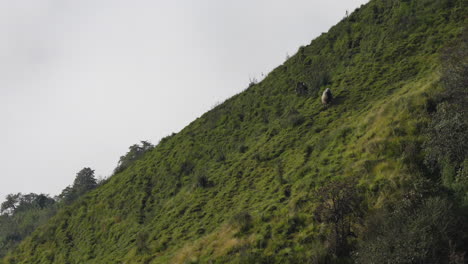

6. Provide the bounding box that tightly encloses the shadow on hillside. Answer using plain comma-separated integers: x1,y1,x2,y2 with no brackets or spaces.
321,95,346,111
333,95,346,105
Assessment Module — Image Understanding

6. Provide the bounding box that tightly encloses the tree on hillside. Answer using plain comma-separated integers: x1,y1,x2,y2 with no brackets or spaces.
73,167,97,195
113,141,154,174
0,167,98,257
58,167,98,204
0,193,55,216
0,194,21,215
0,193,56,257
314,178,364,257
355,176,465,263
34,193,56,209
58,186,76,204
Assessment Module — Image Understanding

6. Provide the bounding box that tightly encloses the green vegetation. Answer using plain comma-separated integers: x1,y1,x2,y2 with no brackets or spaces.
2,0,467,263
0,193,56,258
113,141,154,174
59,167,98,204
0,167,101,258
0,141,156,258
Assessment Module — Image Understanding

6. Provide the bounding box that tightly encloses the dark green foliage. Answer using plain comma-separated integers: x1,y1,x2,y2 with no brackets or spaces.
295,82,309,96
424,29,468,201
231,212,253,234
0,167,101,258
136,232,150,253
57,186,76,204
238,144,248,153
159,133,176,145
0,193,56,258
0,193,55,216
425,102,467,179
276,162,286,184
356,197,460,263
0,194,21,215
194,173,211,188
314,178,363,258
113,141,154,174
440,28,468,106
356,176,466,264
72,167,97,196
59,167,97,204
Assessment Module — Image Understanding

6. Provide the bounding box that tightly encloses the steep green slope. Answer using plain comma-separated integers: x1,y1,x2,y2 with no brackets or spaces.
3,0,467,263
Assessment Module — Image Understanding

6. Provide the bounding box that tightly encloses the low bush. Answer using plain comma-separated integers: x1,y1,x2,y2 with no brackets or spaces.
231,212,253,234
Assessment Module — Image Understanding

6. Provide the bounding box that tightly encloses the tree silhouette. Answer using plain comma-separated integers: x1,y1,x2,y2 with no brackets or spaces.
73,167,97,196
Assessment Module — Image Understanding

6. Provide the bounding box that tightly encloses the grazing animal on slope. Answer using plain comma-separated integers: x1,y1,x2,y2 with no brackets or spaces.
321,88,333,105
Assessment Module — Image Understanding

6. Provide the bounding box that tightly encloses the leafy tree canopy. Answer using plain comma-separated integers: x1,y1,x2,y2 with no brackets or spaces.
113,141,154,174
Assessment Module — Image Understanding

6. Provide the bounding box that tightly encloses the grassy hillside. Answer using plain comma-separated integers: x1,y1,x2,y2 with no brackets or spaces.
3,0,467,263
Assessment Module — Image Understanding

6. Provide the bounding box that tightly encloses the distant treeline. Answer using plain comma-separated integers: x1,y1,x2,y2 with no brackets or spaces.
0,141,155,258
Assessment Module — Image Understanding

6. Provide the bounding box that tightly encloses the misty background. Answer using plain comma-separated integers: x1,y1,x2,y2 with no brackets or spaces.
0,0,368,200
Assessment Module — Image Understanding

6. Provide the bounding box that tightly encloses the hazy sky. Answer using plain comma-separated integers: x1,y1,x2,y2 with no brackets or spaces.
0,0,368,200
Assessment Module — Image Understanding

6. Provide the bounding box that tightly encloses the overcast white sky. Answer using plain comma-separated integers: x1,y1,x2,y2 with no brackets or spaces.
0,0,368,200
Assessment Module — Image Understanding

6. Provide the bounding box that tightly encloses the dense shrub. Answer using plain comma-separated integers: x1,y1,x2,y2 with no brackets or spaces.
424,29,468,201
231,212,253,234
135,232,150,253
314,178,364,258
195,174,210,188
355,177,465,264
